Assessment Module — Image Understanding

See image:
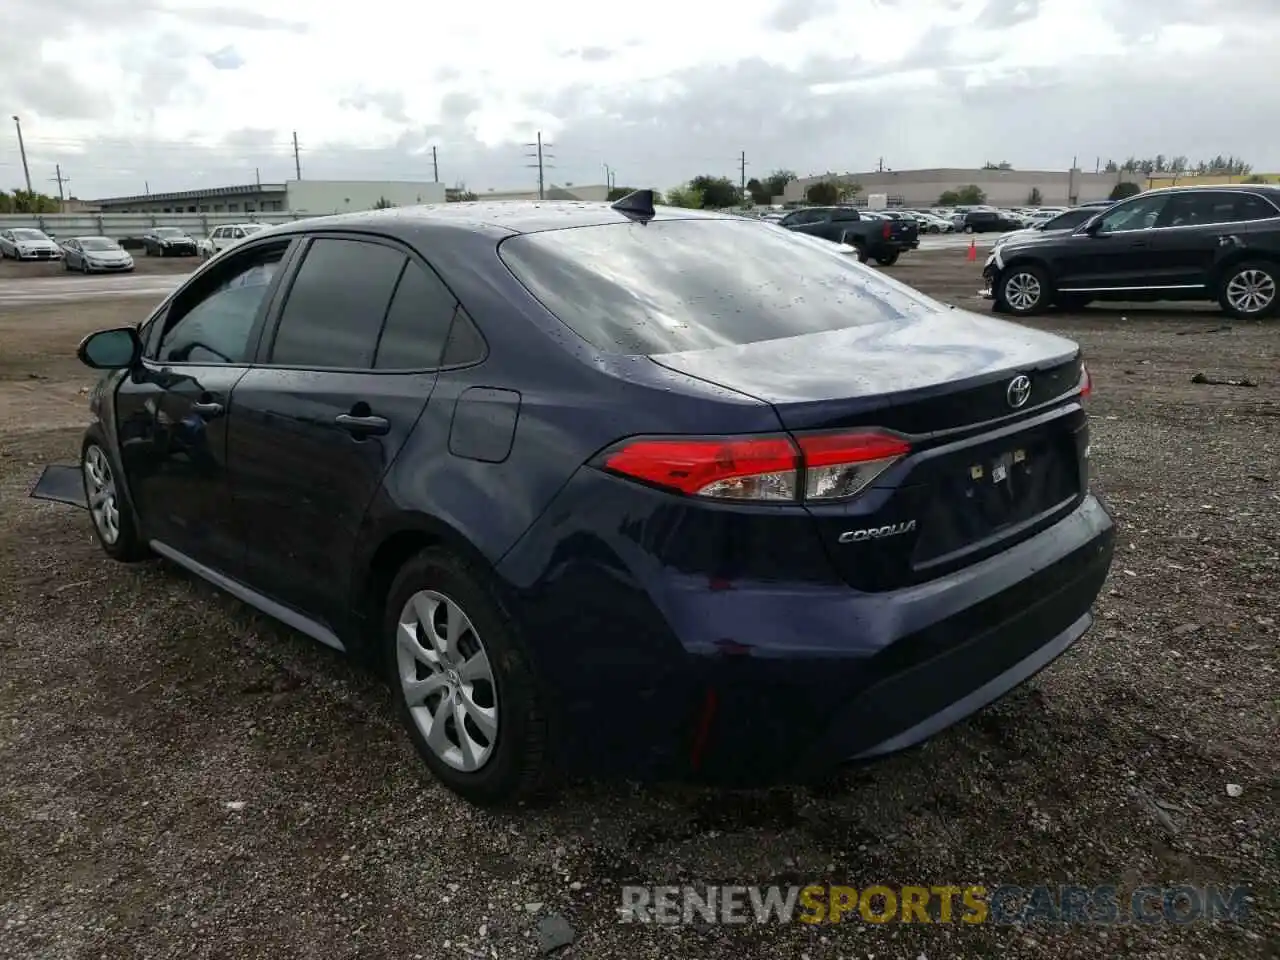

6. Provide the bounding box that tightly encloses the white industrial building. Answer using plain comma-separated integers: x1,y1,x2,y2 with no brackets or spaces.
93,179,447,215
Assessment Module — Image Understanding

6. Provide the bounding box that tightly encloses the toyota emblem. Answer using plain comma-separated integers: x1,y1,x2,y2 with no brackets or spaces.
1006,375,1032,409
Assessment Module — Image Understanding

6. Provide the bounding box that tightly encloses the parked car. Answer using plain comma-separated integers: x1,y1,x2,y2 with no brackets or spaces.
199,223,268,260
0,227,62,260
61,236,135,273
142,227,199,257
982,185,1280,318
991,203,1115,251
71,193,1113,805
962,210,1024,234
778,205,919,265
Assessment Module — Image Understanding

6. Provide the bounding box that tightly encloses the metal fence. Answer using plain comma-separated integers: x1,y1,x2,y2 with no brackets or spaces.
0,211,310,240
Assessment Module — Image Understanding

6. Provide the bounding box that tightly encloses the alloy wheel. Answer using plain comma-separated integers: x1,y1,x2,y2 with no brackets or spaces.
396,589,499,772
1225,269,1276,316
83,445,120,545
1003,272,1042,312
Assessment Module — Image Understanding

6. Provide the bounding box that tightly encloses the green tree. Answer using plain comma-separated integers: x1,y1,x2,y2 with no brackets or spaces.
746,177,770,205
688,175,739,208
1242,174,1270,184
762,169,797,203
837,181,863,203
665,184,704,208
982,161,1014,171
938,185,986,205
1,188,59,213
805,181,840,205
1109,181,1141,201
373,196,394,209
1027,187,1043,206
607,186,632,201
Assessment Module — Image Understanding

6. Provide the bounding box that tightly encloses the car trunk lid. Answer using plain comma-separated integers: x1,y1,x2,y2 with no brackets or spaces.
649,311,1089,589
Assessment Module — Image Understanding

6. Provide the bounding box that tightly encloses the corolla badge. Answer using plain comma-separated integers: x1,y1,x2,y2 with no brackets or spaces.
1006,375,1032,409
838,520,917,544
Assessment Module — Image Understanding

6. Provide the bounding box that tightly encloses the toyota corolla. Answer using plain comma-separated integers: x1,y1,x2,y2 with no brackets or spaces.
70,192,1115,805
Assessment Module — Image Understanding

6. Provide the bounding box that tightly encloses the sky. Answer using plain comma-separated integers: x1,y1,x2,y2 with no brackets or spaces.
2,0,1278,200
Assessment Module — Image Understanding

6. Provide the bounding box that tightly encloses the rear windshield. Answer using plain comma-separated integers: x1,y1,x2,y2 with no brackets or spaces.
498,219,931,355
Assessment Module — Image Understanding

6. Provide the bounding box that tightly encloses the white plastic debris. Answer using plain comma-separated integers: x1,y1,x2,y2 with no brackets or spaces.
1226,783,1244,798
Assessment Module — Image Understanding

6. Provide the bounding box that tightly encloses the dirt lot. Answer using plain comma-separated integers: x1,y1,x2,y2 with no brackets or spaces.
0,254,196,282
1,253,1276,959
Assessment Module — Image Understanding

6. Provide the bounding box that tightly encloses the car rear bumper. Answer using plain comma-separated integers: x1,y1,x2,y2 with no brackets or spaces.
499,473,1115,783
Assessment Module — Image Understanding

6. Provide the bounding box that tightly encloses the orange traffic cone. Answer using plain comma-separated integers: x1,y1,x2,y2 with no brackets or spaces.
966,238,977,262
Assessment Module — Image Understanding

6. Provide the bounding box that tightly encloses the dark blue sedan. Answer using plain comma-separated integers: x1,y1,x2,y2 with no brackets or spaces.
73,192,1114,805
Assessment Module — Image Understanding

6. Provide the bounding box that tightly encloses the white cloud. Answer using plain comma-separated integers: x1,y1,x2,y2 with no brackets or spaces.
2,0,1277,198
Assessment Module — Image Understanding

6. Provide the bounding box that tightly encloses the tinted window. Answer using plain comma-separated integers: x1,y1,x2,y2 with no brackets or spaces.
441,307,486,366
1043,208,1095,230
374,263,458,369
271,238,406,368
499,219,932,355
1232,194,1280,221
831,208,860,222
157,247,285,364
1096,194,1167,233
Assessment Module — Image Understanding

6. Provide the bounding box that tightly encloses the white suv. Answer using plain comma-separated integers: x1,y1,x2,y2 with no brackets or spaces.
199,223,267,260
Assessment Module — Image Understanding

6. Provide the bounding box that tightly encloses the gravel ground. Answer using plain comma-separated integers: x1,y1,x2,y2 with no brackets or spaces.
0,255,195,282
1,252,1276,959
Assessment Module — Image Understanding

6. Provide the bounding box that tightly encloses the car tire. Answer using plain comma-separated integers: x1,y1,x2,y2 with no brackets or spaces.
996,264,1052,316
81,260,90,274
964,224,975,234
851,241,870,264
81,437,150,563
875,251,901,267
384,547,550,806
1218,260,1279,320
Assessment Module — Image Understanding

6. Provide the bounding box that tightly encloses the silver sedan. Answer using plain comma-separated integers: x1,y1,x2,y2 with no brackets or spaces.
61,236,135,273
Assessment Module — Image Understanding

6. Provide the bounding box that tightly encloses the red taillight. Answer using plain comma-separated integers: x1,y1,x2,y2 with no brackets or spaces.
600,430,911,503
1079,363,1092,399
882,221,892,239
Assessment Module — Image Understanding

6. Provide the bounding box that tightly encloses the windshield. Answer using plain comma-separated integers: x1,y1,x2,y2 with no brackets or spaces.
81,237,120,251
155,228,185,237
13,229,47,240
499,218,934,355
1043,208,1097,231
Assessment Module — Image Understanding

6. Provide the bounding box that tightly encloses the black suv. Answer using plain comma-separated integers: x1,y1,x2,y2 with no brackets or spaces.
962,210,1023,234
777,206,919,265
983,186,1280,318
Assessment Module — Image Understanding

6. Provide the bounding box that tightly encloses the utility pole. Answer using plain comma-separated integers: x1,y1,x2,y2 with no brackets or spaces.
877,156,885,173
739,151,747,202
432,146,439,182
50,165,69,211
144,181,150,196
603,163,613,191
12,116,33,197
525,132,554,200
292,131,302,180
255,167,261,188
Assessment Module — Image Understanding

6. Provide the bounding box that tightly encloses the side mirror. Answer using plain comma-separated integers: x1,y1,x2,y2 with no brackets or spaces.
1082,218,1104,236
77,327,142,369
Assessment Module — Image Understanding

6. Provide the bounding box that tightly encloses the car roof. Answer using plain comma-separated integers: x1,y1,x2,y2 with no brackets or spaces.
70,235,115,241
1143,183,1280,199
268,201,737,240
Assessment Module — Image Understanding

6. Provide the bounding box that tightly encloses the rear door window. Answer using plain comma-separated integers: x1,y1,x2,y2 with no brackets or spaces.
499,219,931,355
373,263,459,369
269,237,407,368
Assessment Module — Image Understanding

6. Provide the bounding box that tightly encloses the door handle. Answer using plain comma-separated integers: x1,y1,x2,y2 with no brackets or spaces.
191,400,224,417
1127,240,1149,248
335,413,390,437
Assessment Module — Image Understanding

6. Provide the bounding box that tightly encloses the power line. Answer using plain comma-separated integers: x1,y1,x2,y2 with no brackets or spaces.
524,131,554,200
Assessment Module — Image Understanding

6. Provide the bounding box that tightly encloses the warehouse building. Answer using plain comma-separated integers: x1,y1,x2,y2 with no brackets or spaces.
93,179,447,215
783,167,1125,207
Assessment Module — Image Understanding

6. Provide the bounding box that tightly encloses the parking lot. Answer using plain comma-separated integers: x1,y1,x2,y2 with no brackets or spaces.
1,249,1276,959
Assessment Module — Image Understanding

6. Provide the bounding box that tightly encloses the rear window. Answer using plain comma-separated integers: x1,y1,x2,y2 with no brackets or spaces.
499,219,931,355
